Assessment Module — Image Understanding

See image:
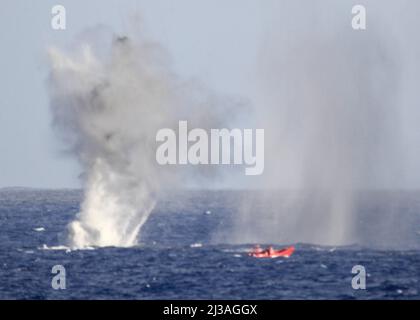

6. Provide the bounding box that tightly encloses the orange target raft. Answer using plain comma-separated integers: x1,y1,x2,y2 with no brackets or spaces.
249,246,295,258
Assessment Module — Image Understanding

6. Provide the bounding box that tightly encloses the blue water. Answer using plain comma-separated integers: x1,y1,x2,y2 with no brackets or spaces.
0,189,419,299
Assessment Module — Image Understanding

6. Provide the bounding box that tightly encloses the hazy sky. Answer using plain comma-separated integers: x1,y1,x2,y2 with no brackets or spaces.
0,0,262,188
1,1,420,189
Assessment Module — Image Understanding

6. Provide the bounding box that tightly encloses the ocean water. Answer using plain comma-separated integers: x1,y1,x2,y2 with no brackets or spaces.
0,189,419,300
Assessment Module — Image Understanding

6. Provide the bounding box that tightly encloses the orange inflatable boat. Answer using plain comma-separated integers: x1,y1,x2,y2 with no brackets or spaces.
249,246,295,258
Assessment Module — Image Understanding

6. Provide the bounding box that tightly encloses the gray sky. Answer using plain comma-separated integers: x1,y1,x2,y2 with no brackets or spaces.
1,1,420,189
0,0,262,188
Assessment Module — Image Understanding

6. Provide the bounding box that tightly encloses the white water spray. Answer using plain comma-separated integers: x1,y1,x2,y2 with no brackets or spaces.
226,1,418,246
48,28,236,248
48,34,183,248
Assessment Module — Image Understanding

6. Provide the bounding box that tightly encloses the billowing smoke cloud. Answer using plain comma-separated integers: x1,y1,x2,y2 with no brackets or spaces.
48,34,178,248
227,1,419,246
48,29,238,248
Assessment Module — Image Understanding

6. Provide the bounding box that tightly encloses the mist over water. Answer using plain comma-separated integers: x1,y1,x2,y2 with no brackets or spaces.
228,1,420,247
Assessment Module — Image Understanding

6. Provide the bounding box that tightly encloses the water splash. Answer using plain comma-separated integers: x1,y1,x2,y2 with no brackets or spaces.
48,34,180,248
48,27,236,249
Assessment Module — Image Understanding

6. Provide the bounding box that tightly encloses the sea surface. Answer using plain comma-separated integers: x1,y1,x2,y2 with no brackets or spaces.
0,189,419,299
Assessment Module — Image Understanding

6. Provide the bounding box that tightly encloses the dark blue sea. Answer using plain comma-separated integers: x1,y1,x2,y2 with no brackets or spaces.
0,189,419,299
